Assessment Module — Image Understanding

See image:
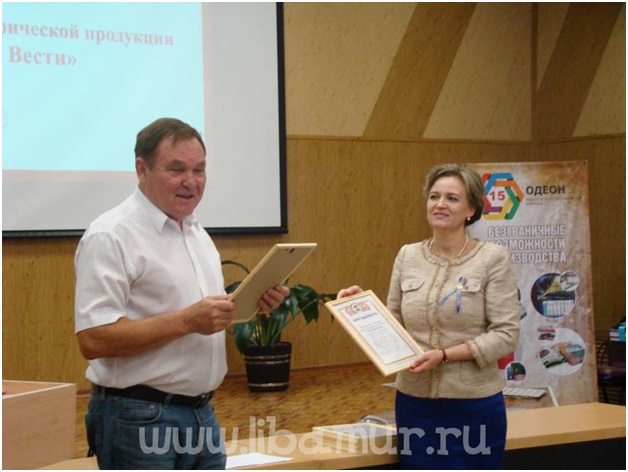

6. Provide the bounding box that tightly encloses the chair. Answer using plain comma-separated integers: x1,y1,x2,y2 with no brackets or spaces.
596,338,626,405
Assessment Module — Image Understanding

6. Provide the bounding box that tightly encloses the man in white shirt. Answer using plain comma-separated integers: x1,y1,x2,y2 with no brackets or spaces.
74,117,288,469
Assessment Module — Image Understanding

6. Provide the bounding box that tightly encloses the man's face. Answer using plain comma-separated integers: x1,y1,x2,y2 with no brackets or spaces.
136,136,207,226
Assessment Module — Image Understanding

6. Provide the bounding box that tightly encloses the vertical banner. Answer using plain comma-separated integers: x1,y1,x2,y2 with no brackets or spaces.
467,161,596,406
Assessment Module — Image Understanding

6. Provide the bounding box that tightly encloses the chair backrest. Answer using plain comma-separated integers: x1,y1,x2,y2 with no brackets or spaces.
607,341,626,368
596,338,610,366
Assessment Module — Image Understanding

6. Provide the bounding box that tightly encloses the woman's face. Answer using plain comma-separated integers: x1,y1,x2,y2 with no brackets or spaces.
426,175,476,231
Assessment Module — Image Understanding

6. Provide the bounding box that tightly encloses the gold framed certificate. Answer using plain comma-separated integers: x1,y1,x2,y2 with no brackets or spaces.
325,290,423,376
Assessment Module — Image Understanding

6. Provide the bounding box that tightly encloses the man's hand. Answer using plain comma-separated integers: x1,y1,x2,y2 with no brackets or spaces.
258,285,290,314
185,295,236,335
77,296,236,360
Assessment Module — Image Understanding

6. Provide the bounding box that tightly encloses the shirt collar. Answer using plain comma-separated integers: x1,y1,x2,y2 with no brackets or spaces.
132,187,200,234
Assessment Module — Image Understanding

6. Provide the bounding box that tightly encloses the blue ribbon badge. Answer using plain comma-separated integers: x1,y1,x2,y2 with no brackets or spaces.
439,276,468,314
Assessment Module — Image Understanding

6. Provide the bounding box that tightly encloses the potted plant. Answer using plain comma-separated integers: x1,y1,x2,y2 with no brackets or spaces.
222,260,336,392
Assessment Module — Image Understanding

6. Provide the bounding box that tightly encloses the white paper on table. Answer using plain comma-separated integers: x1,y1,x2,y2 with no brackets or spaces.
226,452,293,469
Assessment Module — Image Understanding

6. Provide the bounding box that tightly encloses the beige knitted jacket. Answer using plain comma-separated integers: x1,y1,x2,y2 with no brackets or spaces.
388,240,520,399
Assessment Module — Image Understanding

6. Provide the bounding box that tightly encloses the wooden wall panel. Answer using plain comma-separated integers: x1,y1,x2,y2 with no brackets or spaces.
574,5,626,137
363,3,476,140
283,3,415,137
535,3,623,140
284,2,623,141
424,3,532,141
537,3,570,89
2,238,88,389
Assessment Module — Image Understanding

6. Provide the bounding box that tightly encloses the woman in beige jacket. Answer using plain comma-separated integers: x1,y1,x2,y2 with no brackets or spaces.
339,164,519,469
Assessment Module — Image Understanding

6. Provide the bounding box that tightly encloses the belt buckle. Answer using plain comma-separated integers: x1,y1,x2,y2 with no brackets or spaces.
194,392,212,408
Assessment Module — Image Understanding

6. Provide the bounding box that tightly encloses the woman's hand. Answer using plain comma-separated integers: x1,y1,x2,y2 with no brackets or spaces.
337,285,364,299
408,349,446,374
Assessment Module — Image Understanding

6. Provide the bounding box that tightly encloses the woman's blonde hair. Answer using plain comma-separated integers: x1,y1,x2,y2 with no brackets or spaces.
423,164,484,226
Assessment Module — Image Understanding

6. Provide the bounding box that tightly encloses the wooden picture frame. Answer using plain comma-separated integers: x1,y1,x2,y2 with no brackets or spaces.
229,243,317,323
313,422,397,453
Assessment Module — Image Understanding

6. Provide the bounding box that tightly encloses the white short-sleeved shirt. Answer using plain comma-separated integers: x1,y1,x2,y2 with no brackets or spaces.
74,188,227,396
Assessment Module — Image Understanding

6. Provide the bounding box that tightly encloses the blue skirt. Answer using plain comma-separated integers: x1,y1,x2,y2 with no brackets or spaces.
395,390,507,470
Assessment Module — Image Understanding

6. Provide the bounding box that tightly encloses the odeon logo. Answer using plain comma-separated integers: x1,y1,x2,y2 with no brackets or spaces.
482,172,524,220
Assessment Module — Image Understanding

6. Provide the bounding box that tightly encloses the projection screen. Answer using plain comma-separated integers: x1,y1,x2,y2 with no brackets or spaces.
2,2,287,237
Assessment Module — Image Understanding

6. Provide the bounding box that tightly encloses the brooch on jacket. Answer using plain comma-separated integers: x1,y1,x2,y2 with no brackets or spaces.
439,276,468,314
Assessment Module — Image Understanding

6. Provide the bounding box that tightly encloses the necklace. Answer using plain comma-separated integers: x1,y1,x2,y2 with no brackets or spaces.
428,234,469,260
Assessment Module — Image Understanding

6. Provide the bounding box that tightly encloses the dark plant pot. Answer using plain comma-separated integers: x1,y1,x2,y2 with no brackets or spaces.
243,342,292,392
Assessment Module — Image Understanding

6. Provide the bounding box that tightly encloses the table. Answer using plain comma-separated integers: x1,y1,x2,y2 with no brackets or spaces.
223,402,626,470
39,402,626,470
503,402,626,469
3,380,76,469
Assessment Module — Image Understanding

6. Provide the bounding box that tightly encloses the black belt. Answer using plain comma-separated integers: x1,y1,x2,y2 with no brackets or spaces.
92,384,214,408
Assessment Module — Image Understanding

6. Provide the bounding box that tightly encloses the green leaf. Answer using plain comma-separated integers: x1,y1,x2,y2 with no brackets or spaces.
291,284,320,324
264,304,288,344
257,314,272,345
268,314,285,345
221,260,250,274
284,293,300,319
233,320,256,353
225,281,241,295
319,292,338,303
291,284,316,300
